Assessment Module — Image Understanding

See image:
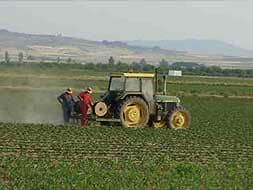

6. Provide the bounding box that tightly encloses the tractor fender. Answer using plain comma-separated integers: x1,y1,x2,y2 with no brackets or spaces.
118,93,149,107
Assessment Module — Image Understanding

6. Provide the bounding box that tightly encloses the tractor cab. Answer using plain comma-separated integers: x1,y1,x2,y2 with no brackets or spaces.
108,72,155,105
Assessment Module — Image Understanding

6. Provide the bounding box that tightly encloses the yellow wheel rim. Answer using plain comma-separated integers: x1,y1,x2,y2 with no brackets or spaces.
170,111,189,129
152,121,166,128
123,103,144,127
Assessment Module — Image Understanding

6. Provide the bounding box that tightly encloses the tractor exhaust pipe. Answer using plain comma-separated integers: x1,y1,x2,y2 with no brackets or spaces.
155,68,167,95
163,74,167,95
155,68,158,94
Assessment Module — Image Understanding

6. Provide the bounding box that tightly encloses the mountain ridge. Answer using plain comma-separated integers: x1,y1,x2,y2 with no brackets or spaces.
0,29,253,69
126,39,253,57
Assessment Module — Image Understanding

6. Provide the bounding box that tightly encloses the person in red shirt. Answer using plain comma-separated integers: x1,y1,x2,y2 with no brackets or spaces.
77,87,93,126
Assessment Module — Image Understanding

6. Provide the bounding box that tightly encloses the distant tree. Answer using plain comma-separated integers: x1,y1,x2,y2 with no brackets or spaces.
4,51,10,63
57,57,60,63
131,61,143,72
116,61,128,71
143,64,154,71
67,57,72,64
18,52,24,64
108,56,115,65
159,58,168,65
84,62,96,70
171,62,201,69
159,59,169,71
27,55,36,60
139,58,147,65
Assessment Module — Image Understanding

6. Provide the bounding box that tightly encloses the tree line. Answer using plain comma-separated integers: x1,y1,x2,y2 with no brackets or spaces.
1,53,253,78
3,51,24,65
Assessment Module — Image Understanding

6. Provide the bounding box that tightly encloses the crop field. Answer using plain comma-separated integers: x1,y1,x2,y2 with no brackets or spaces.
0,65,253,189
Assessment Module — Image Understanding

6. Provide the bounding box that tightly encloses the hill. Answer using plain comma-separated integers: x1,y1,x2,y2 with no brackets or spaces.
127,39,253,57
0,29,184,64
0,29,253,69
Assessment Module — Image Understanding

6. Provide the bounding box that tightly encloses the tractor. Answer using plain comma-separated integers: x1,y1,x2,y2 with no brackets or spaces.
90,69,191,129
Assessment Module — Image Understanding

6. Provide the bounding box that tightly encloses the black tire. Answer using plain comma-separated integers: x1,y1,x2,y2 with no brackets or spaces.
167,107,191,129
119,96,149,128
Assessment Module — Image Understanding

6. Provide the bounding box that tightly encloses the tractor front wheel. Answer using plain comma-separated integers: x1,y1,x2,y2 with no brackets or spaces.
167,107,191,129
119,96,149,128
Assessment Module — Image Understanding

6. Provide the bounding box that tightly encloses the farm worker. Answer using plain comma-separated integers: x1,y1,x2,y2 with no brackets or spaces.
77,87,93,126
57,88,75,124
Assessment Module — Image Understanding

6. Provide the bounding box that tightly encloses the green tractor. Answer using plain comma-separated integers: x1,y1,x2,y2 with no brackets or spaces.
92,69,191,129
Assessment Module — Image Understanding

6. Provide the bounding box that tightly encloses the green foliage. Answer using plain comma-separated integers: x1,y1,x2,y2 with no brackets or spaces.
159,59,169,71
1,61,253,77
0,94,253,189
0,158,252,190
171,61,201,68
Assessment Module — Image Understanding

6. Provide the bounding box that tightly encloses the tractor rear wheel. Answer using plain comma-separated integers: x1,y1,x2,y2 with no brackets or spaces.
119,96,149,128
167,107,191,129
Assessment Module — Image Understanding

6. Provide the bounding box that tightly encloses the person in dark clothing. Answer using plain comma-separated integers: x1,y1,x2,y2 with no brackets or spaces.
57,88,75,124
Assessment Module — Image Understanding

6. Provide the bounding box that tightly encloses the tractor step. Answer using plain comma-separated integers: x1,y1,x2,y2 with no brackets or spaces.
95,118,120,122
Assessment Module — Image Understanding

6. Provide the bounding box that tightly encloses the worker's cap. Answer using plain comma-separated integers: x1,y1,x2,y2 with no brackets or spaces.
66,88,73,94
86,87,92,94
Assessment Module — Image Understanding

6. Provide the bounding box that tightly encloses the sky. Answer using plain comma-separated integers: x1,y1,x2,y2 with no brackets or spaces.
0,0,253,50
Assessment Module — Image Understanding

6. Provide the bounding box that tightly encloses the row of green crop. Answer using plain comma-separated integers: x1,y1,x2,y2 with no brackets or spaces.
1,97,253,189
1,97,253,164
1,157,252,190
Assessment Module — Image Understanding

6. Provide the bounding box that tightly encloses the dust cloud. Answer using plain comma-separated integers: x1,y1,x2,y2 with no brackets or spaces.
0,75,67,125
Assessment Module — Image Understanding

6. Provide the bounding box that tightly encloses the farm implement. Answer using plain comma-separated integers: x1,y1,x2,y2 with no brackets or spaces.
72,69,191,129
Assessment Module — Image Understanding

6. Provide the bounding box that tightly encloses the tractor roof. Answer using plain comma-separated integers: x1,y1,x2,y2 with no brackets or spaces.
110,72,154,78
